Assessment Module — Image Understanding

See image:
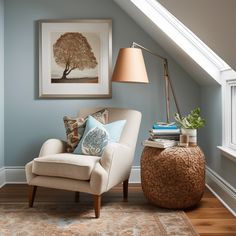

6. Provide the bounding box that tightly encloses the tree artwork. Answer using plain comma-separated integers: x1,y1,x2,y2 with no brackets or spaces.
53,32,98,80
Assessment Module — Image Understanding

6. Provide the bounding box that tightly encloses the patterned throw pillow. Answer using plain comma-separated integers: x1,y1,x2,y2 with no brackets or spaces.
63,117,86,153
74,115,126,156
63,109,109,153
90,108,109,124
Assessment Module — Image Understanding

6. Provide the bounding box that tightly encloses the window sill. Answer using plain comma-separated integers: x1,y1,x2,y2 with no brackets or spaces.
217,146,236,162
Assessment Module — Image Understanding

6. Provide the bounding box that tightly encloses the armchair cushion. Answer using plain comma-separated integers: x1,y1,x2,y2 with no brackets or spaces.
74,116,126,156
63,108,109,152
32,153,100,180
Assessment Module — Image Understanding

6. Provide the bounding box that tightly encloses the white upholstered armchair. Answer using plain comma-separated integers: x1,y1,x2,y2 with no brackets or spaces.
25,108,141,218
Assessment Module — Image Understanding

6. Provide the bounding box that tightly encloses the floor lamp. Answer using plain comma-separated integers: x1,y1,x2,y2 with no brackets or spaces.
112,42,181,124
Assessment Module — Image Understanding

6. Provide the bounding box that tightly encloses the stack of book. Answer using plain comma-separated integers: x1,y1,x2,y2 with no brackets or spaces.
150,122,180,141
143,122,180,149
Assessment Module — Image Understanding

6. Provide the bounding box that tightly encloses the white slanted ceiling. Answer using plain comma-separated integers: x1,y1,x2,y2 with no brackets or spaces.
158,0,236,72
113,0,232,85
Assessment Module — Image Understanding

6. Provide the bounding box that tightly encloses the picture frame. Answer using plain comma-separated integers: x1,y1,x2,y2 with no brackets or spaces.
39,19,112,98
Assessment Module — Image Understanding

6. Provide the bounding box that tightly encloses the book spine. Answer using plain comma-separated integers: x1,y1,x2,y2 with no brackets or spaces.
150,129,180,134
153,124,178,130
149,136,179,141
150,134,179,137
143,140,177,148
143,140,165,148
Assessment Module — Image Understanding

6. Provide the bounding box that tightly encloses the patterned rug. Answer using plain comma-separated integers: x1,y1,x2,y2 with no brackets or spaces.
0,202,199,236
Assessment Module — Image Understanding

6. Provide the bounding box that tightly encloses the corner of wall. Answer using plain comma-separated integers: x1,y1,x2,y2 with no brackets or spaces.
0,0,5,169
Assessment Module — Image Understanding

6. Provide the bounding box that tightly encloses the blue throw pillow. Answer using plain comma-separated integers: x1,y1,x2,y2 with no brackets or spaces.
74,116,126,156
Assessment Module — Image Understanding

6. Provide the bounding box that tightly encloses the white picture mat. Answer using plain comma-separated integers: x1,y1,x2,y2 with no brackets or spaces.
39,20,112,97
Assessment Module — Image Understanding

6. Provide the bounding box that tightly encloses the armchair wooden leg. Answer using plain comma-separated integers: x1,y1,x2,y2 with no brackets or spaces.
75,191,80,202
93,195,101,218
123,179,129,202
28,185,37,208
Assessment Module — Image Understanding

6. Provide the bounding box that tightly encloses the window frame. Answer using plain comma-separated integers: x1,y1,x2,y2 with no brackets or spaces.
222,78,236,151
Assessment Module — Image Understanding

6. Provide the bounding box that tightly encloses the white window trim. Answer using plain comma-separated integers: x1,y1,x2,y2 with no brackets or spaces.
219,70,236,160
217,146,236,163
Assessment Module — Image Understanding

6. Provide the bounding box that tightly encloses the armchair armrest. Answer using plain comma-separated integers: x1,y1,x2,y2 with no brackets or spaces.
39,139,67,157
25,161,36,184
90,162,108,195
100,143,133,190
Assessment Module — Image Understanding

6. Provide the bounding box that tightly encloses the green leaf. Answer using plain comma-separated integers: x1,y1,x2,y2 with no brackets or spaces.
174,107,205,129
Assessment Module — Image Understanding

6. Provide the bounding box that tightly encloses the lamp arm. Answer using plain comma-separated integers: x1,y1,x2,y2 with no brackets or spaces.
131,42,166,61
131,42,181,122
164,60,181,118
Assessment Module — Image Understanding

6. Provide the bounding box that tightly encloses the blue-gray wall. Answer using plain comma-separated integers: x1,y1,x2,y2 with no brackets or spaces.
0,0,4,168
4,0,200,166
200,85,236,189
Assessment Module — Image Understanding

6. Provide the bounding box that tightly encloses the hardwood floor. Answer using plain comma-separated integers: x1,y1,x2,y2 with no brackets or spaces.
184,189,236,236
0,184,235,235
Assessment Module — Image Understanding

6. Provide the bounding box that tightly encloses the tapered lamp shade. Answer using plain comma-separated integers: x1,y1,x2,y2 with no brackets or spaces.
112,48,149,83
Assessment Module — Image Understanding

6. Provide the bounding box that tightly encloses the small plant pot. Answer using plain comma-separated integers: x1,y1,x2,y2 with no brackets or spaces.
181,128,197,146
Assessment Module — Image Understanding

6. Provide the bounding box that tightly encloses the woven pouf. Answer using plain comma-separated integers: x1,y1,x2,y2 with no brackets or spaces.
141,146,205,209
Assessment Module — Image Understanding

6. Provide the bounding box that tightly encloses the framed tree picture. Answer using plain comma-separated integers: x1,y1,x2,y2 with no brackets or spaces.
39,19,112,98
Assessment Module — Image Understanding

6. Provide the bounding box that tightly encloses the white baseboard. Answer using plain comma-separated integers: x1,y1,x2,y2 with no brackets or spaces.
5,166,26,184
206,166,236,217
0,166,26,186
0,167,5,188
129,166,141,183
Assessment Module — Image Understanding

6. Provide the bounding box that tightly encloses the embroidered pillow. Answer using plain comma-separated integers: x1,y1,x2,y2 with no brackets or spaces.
63,117,86,153
90,108,109,124
63,109,109,153
74,115,126,156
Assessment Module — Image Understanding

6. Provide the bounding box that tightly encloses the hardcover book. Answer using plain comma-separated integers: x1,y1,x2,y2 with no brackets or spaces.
150,129,180,135
143,139,177,148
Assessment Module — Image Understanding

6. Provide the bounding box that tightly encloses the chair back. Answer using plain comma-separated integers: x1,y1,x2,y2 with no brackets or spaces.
78,107,142,150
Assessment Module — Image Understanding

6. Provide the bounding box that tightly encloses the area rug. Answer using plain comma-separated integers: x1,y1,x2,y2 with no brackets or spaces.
0,202,199,236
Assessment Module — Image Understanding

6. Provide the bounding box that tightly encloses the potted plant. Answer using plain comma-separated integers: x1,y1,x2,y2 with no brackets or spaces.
174,107,205,146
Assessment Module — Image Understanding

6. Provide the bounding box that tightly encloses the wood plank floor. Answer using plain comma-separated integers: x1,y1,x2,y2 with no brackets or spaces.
0,184,235,235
